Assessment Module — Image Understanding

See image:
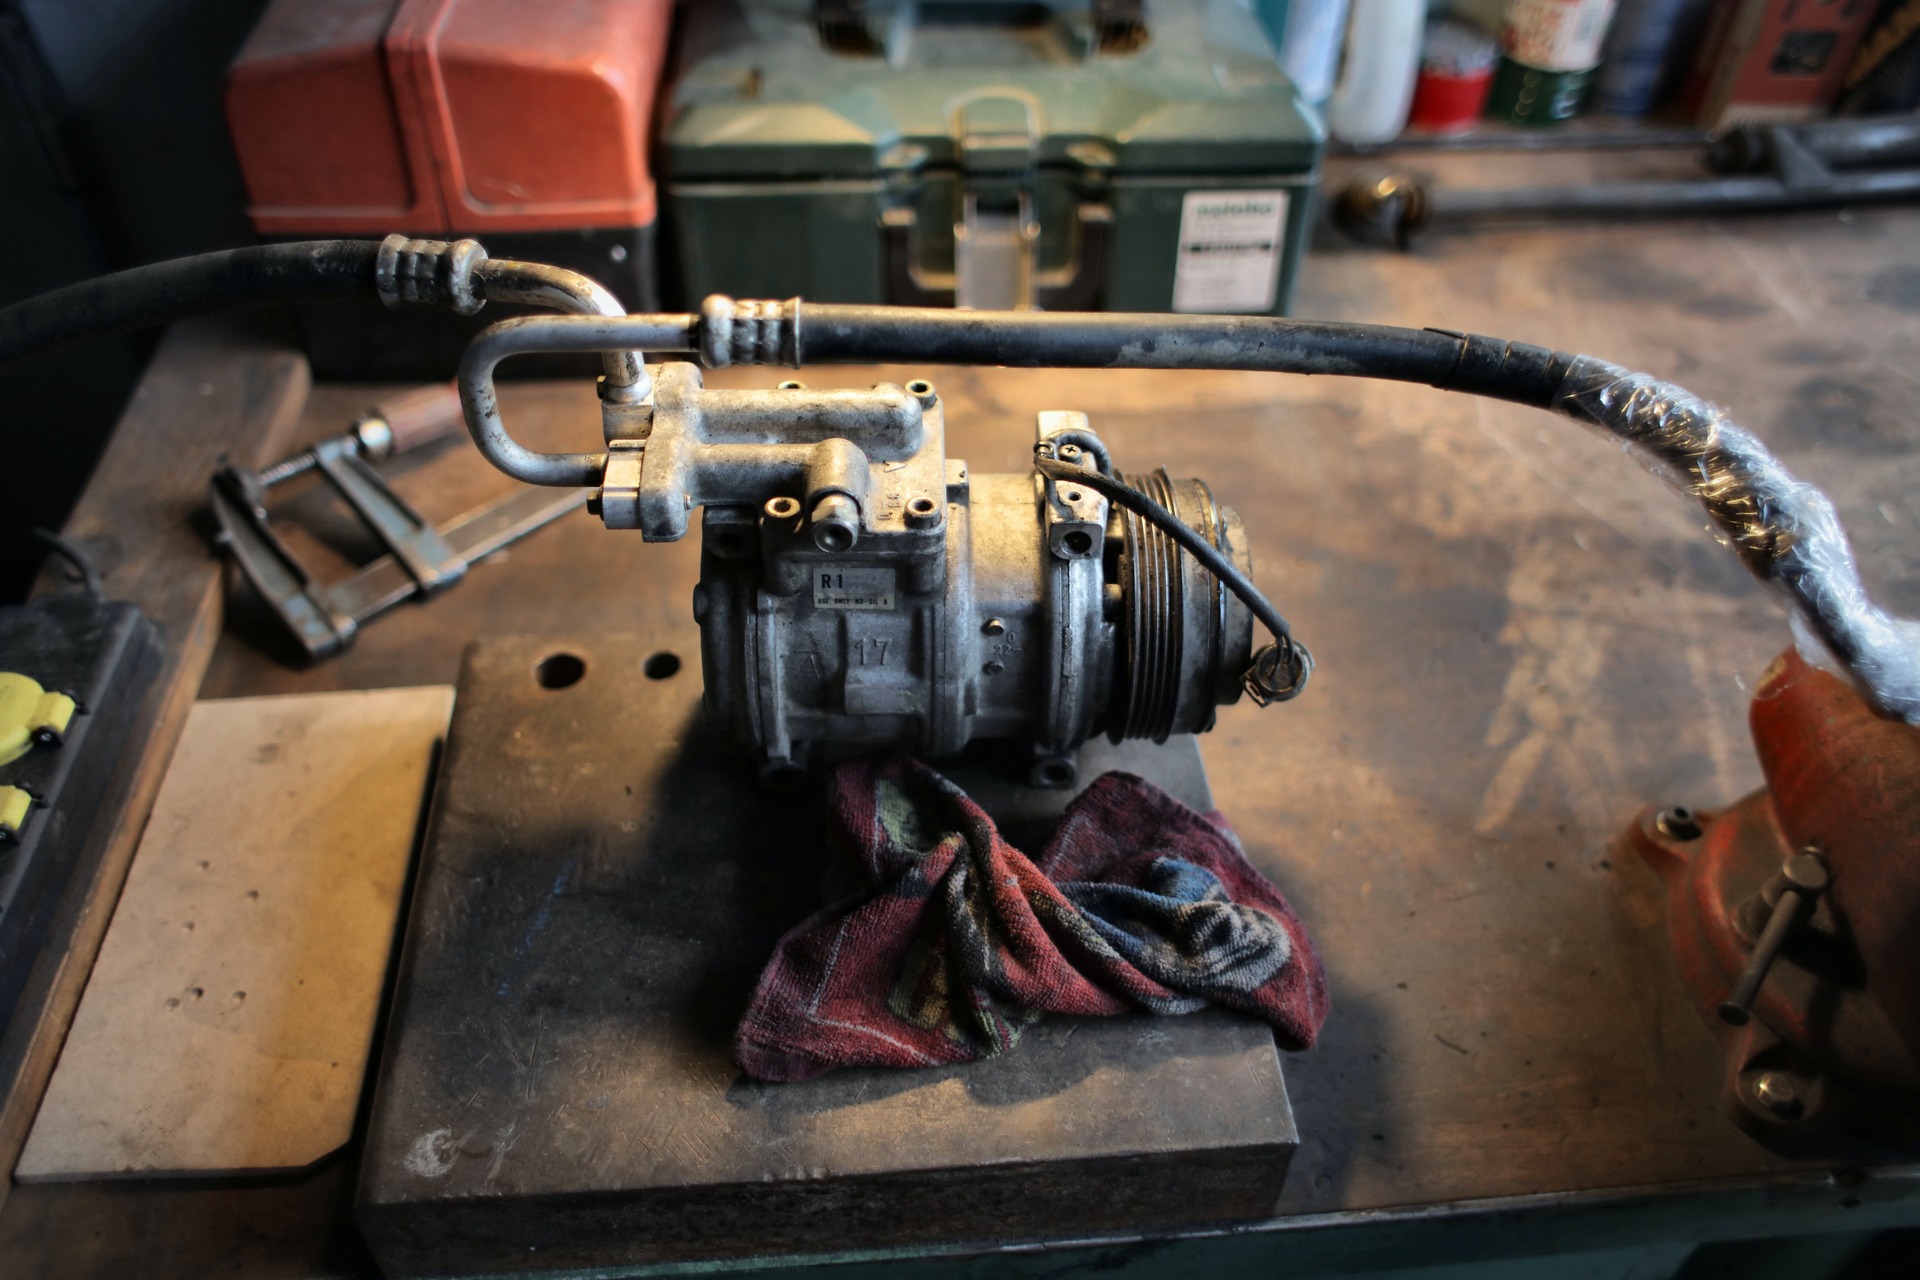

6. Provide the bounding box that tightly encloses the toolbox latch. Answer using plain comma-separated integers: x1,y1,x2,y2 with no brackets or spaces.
883,90,1108,311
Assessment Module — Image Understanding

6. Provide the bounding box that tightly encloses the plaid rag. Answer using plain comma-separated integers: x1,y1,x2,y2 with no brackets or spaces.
734,754,1329,1082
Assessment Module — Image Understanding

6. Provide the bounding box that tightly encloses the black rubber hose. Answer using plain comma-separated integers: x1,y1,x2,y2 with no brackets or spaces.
796,304,1578,410
0,239,387,372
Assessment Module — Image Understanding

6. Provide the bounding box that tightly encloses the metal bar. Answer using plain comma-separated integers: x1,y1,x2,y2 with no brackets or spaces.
310,441,465,594
1426,168,1920,221
1332,127,1708,158
326,487,587,624
208,482,354,661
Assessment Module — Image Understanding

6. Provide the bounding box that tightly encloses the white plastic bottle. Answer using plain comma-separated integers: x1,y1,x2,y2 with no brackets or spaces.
1277,0,1354,105
1325,0,1430,144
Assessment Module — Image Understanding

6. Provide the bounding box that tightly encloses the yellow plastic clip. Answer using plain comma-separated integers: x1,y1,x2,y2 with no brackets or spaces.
0,672,77,766
0,785,29,843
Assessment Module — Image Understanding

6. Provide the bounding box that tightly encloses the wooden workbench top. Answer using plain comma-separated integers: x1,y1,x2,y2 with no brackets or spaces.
10,184,1920,1276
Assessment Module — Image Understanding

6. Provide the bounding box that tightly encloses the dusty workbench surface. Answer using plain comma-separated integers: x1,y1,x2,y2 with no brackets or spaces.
9,185,1920,1276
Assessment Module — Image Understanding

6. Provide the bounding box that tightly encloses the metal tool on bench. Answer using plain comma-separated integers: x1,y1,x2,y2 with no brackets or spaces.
209,384,586,661
1334,113,1920,248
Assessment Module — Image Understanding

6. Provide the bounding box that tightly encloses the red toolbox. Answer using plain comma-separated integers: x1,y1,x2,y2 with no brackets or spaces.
1680,0,1882,128
226,0,672,376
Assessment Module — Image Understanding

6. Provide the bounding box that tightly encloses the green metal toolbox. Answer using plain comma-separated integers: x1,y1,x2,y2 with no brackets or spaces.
662,0,1324,315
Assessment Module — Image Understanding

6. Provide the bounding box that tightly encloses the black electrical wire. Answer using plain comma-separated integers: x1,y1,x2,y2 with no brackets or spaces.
1038,427,1115,476
31,528,103,600
0,240,388,372
1034,453,1312,704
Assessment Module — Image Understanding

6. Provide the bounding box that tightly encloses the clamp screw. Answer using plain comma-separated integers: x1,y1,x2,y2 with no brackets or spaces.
1656,807,1703,841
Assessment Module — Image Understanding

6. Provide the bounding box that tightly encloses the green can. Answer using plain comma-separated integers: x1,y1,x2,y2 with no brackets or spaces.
1486,55,1598,125
661,0,1323,315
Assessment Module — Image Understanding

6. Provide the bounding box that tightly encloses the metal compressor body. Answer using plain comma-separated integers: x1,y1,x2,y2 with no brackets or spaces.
616,364,1253,784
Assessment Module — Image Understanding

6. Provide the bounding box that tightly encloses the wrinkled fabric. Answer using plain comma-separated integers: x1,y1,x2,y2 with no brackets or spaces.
734,755,1329,1082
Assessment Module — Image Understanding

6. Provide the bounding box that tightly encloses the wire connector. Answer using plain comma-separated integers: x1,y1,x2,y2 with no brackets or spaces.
1244,640,1313,707
375,235,488,315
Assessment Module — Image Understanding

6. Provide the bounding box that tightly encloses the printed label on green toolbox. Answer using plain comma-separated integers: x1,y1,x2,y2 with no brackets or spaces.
814,567,896,610
1172,190,1289,314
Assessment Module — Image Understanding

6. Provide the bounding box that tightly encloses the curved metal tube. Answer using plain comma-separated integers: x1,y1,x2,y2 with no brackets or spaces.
454,304,1920,723
471,259,652,399
458,314,695,487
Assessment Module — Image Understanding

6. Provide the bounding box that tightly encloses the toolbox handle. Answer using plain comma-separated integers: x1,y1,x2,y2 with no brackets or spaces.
815,0,1146,56
883,201,1111,310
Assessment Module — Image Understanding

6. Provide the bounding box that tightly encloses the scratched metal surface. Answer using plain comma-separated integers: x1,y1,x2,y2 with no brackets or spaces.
47,198,1902,1277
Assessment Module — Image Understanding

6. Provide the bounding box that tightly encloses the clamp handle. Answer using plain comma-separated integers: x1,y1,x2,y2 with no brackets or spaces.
1719,850,1829,1027
359,383,467,458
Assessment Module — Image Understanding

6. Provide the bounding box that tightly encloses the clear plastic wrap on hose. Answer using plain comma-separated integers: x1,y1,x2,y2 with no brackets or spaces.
1553,356,1920,725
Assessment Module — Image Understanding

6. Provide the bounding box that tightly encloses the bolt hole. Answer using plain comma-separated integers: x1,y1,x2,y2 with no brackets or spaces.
535,653,586,690
1064,530,1093,555
1065,490,1083,502
643,652,681,680
816,524,854,553
906,379,933,396
765,496,801,520
1037,761,1074,787
710,529,746,556
777,380,805,391
1657,805,1703,841
909,497,936,515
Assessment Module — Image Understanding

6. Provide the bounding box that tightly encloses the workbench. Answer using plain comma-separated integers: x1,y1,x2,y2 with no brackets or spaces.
5,153,1920,1277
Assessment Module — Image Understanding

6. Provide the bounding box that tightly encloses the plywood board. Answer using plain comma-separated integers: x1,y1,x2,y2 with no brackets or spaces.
0,318,308,1215
16,686,452,1180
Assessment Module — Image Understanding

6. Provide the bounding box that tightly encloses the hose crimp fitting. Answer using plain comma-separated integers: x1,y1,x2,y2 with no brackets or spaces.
375,234,488,316
698,295,800,369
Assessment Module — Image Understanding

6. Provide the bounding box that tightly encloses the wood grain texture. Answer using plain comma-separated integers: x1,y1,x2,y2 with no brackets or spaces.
0,318,309,1212
18,686,451,1181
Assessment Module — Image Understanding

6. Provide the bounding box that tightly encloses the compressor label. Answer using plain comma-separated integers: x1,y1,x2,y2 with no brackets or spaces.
1172,190,1289,314
813,567,896,610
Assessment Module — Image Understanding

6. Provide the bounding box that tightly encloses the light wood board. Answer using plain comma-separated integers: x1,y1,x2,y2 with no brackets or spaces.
15,686,452,1180
0,319,308,1213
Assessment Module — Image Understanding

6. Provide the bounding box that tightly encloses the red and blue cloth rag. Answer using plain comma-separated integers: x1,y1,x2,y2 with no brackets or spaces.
734,754,1329,1082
